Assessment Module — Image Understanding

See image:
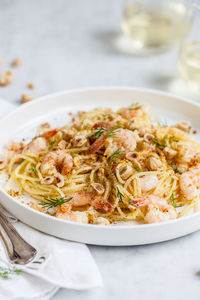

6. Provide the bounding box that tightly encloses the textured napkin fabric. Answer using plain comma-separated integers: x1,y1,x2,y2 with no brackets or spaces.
0,99,103,300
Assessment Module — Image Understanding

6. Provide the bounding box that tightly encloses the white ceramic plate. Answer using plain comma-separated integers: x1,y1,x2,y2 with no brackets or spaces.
0,87,200,246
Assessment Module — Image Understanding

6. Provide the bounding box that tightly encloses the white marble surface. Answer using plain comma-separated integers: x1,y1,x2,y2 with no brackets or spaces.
1,0,200,299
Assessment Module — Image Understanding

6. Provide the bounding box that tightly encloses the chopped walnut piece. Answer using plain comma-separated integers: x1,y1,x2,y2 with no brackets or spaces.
58,140,67,150
40,122,51,129
27,82,35,89
163,147,177,160
0,70,14,86
177,121,191,133
119,164,133,180
11,58,22,67
21,93,34,104
147,156,162,171
91,182,105,195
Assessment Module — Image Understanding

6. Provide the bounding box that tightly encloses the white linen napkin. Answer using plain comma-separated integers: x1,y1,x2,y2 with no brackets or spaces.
0,99,103,300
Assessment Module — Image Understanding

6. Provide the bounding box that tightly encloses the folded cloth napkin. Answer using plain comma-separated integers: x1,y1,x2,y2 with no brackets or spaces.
0,99,103,300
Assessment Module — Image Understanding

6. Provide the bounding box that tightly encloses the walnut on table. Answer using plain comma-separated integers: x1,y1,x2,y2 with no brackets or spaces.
0,70,14,86
21,93,34,104
11,58,22,67
27,82,35,89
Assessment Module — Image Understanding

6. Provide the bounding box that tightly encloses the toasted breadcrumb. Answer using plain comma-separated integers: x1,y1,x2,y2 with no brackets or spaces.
27,82,35,89
8,189,21,198
12,58,22,67
0,70,14,86
21,93,34,104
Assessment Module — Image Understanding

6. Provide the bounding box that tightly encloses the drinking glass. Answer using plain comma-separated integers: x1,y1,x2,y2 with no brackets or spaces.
121,0,190,54
178,2,200,91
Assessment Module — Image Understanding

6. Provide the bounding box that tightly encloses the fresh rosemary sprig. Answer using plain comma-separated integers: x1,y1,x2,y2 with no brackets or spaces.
39,197,73,209
88,127,106,139
0,266,22,279
152,138,167,148
170,163,182,174
108,150,125,163
116,187,124,203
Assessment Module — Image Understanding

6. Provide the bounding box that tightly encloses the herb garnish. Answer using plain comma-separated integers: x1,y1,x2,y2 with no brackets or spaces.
152,138,167,148
117,187,124,203
0,266,22,279
39,197,73,209
108,150,125,163
106,126,120,138
170,163,182,174
88,127,106,139
128,102,141,111
88,125,120,139
128,200,139,208
170,192,176,208
170,192,182,208
49,141,55,150
134,165,141,172
164,135,178,143
32,165,37,174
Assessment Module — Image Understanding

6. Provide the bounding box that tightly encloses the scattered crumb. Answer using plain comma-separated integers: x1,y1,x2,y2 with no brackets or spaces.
8,189,21,198
21,93,34,104
37,122,51,134
193,130,197,134
0,57,2,65
11,58,22,67
27,82,35,89
40,122,51,129
0,70,14,86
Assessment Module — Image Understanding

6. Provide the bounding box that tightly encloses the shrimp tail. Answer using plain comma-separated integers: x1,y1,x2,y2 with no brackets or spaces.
87,134,107,154
91,198,113,212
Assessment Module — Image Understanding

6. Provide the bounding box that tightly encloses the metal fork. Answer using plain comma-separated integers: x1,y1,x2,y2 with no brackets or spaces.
0,209,37,264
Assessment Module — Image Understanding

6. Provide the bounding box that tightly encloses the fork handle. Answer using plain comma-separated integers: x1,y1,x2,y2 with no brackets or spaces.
0,210,37,264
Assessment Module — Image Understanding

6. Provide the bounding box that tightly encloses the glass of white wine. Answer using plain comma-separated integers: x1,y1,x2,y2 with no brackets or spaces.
178,2,200,91
121,0,190,54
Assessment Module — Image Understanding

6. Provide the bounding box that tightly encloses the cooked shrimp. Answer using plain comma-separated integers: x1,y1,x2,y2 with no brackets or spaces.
40,150,73,176
24,137,48,153
56,209,88,223
132,195,177,223
177,145,197,164
56,191,112,218
114,129,138,152
140,175,158,193
119,107,143,119
88,122,115,154
69,191,112,212
179,167,200,200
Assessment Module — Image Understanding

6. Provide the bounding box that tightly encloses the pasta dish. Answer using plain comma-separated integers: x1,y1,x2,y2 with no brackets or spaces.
1,103,200,225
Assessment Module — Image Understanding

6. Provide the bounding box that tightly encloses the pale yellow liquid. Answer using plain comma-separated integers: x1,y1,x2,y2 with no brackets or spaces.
121,2,187,53
178,41,200,89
